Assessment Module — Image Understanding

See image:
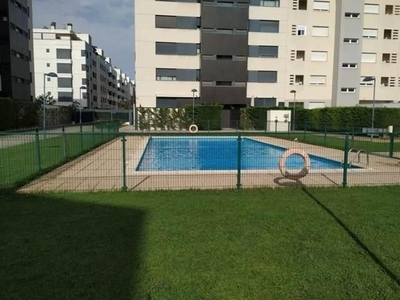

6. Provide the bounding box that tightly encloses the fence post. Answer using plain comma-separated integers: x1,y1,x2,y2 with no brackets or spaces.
389,133,394,158
236,134,242,189
80,123,83,153
342,133,349,188
92,123,95,147
62,127,67,159
35,129,41,172
121,133,127,191
324,123,327,145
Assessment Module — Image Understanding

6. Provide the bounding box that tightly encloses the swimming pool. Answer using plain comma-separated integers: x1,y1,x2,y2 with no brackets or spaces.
136,137,345,172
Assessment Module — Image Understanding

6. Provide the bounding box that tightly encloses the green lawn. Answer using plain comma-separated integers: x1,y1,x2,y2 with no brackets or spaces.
0,132,116,188
268,132,400,154
1,187,400,299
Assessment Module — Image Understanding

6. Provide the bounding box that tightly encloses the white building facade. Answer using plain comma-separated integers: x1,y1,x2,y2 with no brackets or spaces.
135,0,400,126
33,23,134,109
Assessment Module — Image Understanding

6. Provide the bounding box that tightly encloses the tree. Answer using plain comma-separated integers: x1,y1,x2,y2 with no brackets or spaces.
35,92,56,106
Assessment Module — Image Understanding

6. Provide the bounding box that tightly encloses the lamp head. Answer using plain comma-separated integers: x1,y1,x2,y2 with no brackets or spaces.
363,76,375,82
45,72,58,77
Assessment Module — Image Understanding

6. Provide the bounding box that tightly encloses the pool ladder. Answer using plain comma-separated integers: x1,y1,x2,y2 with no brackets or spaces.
341,148,369,167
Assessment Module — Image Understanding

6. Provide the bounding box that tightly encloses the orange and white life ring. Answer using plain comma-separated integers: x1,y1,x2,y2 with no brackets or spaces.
189,124,198,133
279,148,310,180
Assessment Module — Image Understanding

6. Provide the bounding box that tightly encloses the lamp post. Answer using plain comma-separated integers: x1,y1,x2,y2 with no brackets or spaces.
79,85,87,124
43,72,58,133
191,88,197,124
363,76,376,140
290,90,297,131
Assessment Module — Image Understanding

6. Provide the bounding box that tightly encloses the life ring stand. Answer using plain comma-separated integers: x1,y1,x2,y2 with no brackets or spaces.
279,148,310,180
189,124,198,133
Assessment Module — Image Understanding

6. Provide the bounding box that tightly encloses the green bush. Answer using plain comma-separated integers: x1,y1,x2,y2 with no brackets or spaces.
0,98,39,131
193,104,223,130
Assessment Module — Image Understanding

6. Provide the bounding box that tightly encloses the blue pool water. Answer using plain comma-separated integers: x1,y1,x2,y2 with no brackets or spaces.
136,137,345,171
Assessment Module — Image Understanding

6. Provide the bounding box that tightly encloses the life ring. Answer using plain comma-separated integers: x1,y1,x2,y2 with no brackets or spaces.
189,124,198,133
279,149,310,180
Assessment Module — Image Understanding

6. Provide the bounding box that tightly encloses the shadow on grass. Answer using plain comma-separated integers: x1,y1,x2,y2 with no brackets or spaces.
0,190,145,300
302,187,400,288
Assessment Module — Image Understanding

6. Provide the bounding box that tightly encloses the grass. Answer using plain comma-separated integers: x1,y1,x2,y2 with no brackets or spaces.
268,131,400,154
0,132,116,188
1,187,400,299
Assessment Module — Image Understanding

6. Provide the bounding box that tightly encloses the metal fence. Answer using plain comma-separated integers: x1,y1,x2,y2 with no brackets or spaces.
2,128,399,192
0,121,120,190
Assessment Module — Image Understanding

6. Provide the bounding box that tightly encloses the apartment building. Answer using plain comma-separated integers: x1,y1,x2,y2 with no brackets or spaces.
135,0,400,126
33,23,134,109
0,0,34,101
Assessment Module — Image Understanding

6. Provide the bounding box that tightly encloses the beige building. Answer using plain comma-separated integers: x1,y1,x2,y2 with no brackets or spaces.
135,0,400,125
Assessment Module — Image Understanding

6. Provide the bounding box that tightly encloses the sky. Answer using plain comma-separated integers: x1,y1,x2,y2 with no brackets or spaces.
32,0,135,79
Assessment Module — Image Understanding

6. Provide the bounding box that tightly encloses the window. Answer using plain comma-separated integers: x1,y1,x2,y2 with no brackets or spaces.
298,0,307,10
310,51,328,61
296,25,306,35
248,45,278,57
313,1,329,11
156,97,193,108
58,78,72,88
361,52,377,63
250,0,280,6
46,48,50,53
248,71,278,83
216,81,232,86
249,20,279,33
81,50,87,57
385,5,393,15
216,55,232,60
312,26,329,37
310,75,326,85
216,28,233,34
156,68,199,81
384,29,392,39
381,77,389,87
57,63,72,73
156,42,199,55
363,28,378,39
56,49,71,59
261,0,280,7
342,63,358,68
46,63,50,67
341,88,356,93
364,4,379,14
58,92,73,102
156,15,199,29
345,12,360,18
343,38,359,44
382,53,390,63
294,75,304,85
295,50,305,61
254,98,277,106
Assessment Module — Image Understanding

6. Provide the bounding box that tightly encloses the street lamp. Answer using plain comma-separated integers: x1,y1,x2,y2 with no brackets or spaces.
191,88,197,124
43,72,58,133
79,85,87,124
290,90,297,131
363,76,376,140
